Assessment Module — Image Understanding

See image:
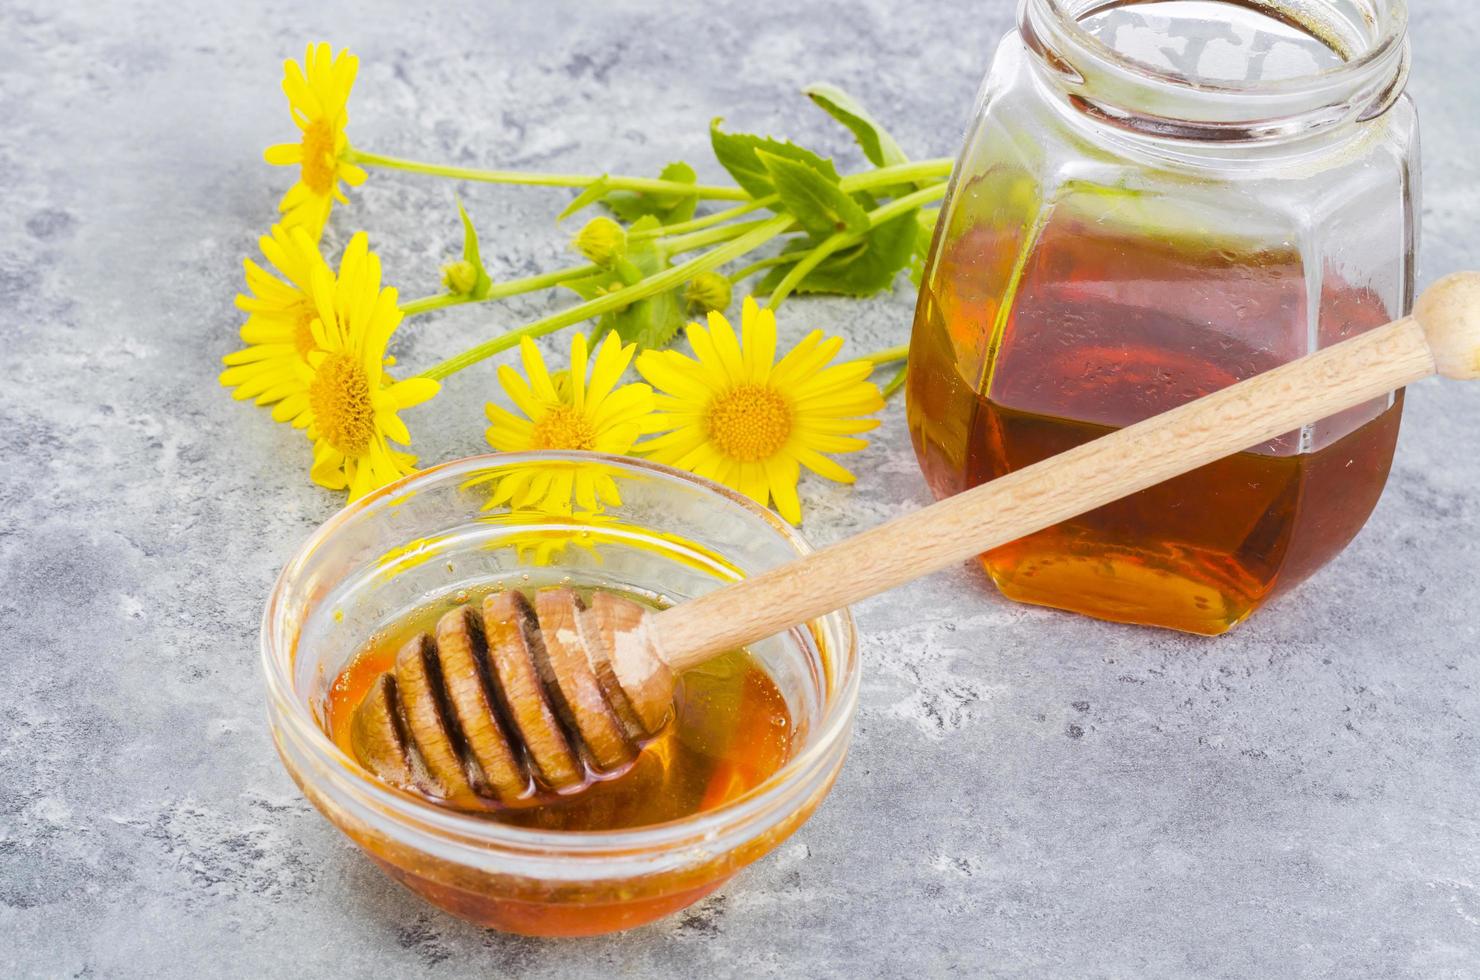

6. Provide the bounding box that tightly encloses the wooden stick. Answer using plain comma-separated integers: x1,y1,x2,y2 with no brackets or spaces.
652,272,1480,670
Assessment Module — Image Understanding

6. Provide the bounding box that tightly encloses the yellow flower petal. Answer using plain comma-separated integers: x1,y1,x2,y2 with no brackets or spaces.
497,364,547,420
587,332,634,407
264,143,302,165
706,306,747,381
635,349,711,401
764,456,803,525
741,298,777,382
568,334,590,413
379,411,411,446
387,376,439,410
519,338,559,403
793,446,856,484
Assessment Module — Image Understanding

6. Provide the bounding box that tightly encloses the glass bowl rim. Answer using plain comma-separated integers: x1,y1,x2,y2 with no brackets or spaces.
260,450,860,855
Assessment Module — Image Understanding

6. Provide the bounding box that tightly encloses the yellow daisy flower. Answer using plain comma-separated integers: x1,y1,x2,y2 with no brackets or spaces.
272,232,440,501
264,43,367,239
218,223,330,407
636,297,884,524
483,332,657,513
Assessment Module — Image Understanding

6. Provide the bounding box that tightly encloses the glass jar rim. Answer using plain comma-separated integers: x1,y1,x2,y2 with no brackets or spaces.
1020,0,1411,139
260,451,860,858
1033,0,1408,94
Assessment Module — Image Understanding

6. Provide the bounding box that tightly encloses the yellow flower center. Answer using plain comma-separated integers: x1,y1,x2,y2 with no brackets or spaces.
300,118,338,195
531,405,596,451
706,384,792,462
309,352,375,456
292,304,318,358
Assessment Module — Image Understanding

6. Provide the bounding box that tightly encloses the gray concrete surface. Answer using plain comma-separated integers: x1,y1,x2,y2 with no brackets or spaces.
2,1,1478,976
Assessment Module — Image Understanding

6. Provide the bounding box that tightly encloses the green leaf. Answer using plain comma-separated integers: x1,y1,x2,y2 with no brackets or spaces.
656,162,701,224
757,150,870,240
803,83,909,169
709,118,839,200
455,197,494,299
558,176,613,221
603,162,700,226
760,209,919,298
562,268,624,303
592,287,686,351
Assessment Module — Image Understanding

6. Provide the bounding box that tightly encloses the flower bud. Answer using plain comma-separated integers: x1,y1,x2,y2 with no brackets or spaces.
684,272,732,314
573,217,627,267
442,259,479,296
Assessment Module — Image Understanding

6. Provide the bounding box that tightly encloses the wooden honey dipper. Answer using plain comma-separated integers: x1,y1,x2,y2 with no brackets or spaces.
352,272,1480,804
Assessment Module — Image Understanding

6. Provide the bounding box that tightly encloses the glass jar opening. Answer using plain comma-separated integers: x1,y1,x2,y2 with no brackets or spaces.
1020,0,1409,141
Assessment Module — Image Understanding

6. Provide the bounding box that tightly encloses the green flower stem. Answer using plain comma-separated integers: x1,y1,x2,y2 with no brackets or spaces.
398,264,600,317
881,361,909,400
861,344,910,401
631,198,775,240
345,146,750,200
420,215,795,382
661,217,781,255
765,182,949,309
860,344,909,365
841,158,954,190
727,253,799,282
399,293,470,316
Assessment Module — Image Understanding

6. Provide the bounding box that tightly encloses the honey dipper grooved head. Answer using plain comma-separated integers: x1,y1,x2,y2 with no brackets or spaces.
349,587,677,805
480,591,584,790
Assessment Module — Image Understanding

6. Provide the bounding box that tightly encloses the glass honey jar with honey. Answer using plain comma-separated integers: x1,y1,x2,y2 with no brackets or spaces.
907,0,1417,634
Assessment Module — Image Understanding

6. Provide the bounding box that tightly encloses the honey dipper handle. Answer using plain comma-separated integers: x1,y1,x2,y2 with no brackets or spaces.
649,272,1480,669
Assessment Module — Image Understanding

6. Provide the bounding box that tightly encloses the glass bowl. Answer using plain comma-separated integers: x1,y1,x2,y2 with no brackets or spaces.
260,452,859,936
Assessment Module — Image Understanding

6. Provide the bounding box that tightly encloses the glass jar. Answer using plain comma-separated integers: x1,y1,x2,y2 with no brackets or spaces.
907,0,1417,634
261,453,857,936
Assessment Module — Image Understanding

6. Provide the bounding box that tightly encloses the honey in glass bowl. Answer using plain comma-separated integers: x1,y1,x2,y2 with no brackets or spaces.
262,454,858,937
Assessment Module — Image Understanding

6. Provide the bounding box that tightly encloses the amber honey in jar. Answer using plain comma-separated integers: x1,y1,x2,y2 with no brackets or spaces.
908,0,1416,634
323,585,795,832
